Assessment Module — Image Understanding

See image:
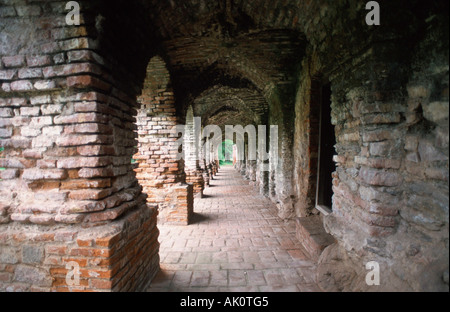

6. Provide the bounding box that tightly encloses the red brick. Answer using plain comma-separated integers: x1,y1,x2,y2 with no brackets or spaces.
95,233,121,248
46,245,67,255
90,279,113,289
61,258,88,267
26,55,52,67
18,68,43,79
54,113,110,125
0,69,17,80
2,55,25,68
34,80,57,90
92,248,114,258
67,75,111,92
10,80,33,91
42,63,100,78
23,149,43,159
0,169,19,180
85,204,130,223
30,233,55,242
359,167,402,187
50,267,69,276
54,213,85,224
77,145,115,156
78,167,114,178
37,159,57,169
68,189,112,200
69,248,94,257
77,239,94,247
22,168,67,180
73,123,113,134
0,272,12,282
58,38,90,50
60,179,111,190
67,50,102,63
56,134,113,147
74,102,108,113
57,156,113,169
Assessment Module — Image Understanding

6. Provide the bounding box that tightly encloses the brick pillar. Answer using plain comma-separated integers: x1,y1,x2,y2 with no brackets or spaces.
208,140,217,177
0,2,159,291
246,160,257,184
257,158,269,196
184,106,204,197
240,143,247,176
135,57,193,225
200,137,210,187
206,139,215,180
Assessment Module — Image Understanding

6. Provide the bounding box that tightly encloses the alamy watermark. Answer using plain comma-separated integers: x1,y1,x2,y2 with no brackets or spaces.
365,1,380,26
65,1,80,26
65,261,81,286
174,117,278,171
65,1,380,27
365,261,380,286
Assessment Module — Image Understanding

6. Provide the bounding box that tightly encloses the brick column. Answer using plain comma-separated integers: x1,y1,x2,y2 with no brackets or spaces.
0,2,159,291
184,106,204,197
135,57,193,225
246,160,257,184
200,137,210,187
210,138,220,176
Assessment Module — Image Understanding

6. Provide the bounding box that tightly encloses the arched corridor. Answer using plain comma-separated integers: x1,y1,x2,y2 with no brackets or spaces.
0,0,448,293
148,166,320,292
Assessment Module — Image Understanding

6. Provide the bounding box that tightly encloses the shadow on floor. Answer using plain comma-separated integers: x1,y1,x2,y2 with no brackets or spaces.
190,213,211,224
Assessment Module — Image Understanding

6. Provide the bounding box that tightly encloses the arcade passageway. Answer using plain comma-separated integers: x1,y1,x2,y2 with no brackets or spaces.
0,0,448,292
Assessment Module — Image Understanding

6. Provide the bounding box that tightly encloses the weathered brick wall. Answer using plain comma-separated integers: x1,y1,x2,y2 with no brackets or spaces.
289,2,449,291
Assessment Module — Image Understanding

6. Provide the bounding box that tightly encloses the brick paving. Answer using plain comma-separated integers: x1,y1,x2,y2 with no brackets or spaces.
146,166,321,292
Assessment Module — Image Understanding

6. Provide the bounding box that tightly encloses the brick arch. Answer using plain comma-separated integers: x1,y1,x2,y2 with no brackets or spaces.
144,0,305,41
174,60,272,118
194,85,267,126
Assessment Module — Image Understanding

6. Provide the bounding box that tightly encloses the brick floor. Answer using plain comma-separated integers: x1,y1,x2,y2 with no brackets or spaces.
146,166,321,292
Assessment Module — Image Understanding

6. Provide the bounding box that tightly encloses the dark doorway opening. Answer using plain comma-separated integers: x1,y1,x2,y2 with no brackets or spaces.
315,83,336,214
